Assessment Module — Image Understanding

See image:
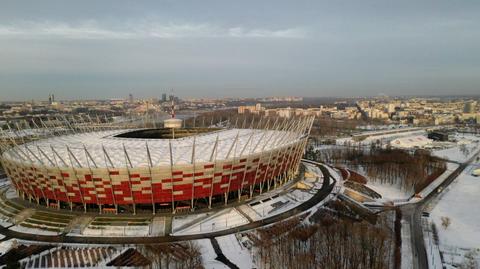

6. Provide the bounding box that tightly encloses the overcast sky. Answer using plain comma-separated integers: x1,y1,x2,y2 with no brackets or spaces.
0,0,479,101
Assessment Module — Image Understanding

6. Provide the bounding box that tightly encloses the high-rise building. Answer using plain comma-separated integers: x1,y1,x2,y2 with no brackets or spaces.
161,93,167,102
464,101,476,113
129,93,134,103
48,93,55,105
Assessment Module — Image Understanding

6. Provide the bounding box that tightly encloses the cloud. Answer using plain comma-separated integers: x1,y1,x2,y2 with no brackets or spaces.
0,21,308,39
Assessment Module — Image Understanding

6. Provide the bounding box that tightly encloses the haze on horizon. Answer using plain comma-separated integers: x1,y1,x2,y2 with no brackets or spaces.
0,0,479,101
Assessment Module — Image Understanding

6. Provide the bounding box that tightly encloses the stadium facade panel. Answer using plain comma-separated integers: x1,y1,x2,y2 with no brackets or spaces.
0,117,313,213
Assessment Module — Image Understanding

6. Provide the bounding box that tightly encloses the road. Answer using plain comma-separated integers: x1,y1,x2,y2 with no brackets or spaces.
402,151,479,269
0,161,334,245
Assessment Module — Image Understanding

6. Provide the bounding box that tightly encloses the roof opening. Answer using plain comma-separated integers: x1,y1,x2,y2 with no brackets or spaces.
114,128,221,139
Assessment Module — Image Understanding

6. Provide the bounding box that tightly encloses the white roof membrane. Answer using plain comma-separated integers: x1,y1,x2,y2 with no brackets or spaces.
3,128,303,168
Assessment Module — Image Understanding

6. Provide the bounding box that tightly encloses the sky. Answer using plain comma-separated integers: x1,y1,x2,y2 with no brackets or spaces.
0,0,479,101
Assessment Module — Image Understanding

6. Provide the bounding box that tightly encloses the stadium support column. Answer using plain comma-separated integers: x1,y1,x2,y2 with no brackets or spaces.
102,145,118,214
26,144,59,208
145,142,155,214
247,119,269,198
66,146,86,212
279,119,302,185
208,135,219,209
292,116,314,175
190,135,196,210
84,145,101,214
124,144,137,215
1,127,43,203
39,145,73,211
169,140,175,213
289,117,310,180
225,131,240,205
274,119,297,187
238,130,254,201
18,146,46,204
258,118,279,194
268,119,290,191
296,116,314,173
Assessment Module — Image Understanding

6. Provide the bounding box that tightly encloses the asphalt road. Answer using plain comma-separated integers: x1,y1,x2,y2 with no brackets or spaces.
0,161,334,245
403,150,479,269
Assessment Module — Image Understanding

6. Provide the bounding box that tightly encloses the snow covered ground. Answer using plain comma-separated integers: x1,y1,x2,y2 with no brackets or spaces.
9,225,59,236
216,234,253,269
430,172,480,247
432,133,480,163
196,239,229,269
367,181,412,201
401,220,413,269
429,164,480,267
173,208,249,235
250,195,298,218
0,239,15,256
81,225,150,237
196,235,254,269
337,129,428,147
423,217,443,269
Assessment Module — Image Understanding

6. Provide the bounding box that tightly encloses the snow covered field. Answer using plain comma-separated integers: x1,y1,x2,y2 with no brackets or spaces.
431,171,480,247
195,235,254,269
196,239,229,269
432,133,480,163
429,165,480,267
367,181,411,201
216,235,253,269
337,129,428,146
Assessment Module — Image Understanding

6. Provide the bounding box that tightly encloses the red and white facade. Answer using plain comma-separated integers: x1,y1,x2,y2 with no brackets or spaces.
1,117,313,213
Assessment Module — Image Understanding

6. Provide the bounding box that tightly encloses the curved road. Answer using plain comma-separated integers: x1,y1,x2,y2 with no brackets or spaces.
0,161,334,245
403,150,480,269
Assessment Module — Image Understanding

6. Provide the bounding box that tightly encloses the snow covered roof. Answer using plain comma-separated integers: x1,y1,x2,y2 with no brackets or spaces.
2,128,303,168
390,135,432,149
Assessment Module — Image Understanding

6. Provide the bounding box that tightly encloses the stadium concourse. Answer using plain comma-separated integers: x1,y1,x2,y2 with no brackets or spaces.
0,115,313,215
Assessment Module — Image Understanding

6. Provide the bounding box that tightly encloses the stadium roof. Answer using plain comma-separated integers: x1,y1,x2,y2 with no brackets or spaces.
2,128,303,168
389,135,432,149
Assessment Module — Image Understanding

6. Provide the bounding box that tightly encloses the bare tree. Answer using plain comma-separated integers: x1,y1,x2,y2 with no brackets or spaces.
441,216,451,230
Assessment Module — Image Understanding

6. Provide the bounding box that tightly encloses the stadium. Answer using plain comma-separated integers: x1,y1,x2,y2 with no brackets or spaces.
0,115,313,214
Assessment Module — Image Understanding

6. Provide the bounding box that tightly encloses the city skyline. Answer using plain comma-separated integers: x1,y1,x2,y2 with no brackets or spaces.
1,0,480,100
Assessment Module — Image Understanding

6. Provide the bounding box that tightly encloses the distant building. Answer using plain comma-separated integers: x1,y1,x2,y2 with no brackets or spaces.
129,93,134,103
464,101,476,113
161,93,167,102
428,131,450,141
48,93,55,105
238,103,263,114
386,103,396,113
390,136,432,149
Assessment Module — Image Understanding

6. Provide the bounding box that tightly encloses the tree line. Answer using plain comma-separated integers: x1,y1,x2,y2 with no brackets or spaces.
306,145,446,193
250,212,395,269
